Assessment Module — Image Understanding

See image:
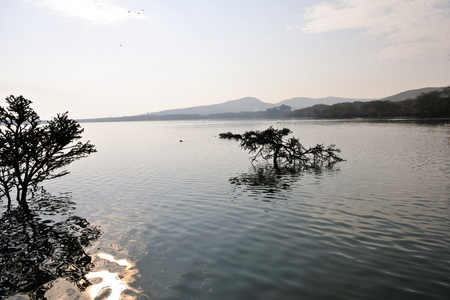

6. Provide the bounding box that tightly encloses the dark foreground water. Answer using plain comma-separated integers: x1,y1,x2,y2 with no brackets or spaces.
3,119,450,299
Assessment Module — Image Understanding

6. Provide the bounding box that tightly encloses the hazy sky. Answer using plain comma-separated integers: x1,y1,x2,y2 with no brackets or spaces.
1,0,449,119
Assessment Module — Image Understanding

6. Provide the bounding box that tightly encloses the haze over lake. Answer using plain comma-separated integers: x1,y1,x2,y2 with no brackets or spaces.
27,119,450,299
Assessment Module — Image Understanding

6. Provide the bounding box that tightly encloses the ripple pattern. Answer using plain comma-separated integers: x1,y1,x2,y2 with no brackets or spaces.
40,120,450,300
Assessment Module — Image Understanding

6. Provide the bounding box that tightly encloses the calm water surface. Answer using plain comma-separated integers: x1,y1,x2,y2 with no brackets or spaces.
29,120,450,299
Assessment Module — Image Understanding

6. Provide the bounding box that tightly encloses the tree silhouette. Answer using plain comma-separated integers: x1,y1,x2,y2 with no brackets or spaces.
415,90,443,117
0,95,96,214
442,86,450,98
219,126,343,171
265,105,292,118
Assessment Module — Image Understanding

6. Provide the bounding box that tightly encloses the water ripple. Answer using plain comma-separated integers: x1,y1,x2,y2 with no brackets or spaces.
38,120,450,299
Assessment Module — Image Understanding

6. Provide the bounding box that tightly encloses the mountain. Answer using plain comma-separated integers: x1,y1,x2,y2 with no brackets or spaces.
80,86,447,122
149,97,273,116
380,87,443,102
149,96,373,116
146,87,444,116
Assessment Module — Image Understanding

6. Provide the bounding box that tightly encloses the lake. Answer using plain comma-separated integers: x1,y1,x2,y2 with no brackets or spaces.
5,119,450,299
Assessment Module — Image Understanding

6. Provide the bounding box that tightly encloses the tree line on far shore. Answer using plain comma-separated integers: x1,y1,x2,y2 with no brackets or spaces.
287,87,450,119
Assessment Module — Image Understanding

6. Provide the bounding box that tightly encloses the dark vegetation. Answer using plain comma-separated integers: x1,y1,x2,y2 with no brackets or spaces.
287,87,450,119
219,126,344,171
0,95,96,214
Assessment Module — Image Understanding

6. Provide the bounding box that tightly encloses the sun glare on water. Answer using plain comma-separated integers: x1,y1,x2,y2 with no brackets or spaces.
44,252,139,300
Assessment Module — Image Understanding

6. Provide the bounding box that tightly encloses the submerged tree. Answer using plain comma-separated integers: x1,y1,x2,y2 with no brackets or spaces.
0,95,96,214
219,126,343,171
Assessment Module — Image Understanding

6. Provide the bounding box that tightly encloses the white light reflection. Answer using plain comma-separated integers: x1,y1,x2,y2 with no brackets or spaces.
85,252,138,300
97,252,133,269
43,251,138,299
86,270,127,299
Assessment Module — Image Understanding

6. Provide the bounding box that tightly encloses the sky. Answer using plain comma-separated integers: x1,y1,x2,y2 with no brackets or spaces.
0,0,449,119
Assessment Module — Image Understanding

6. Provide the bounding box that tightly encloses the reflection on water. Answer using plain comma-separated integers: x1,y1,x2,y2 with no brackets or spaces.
85,252,139,299
229,164,340,202
0,191,101,299
86,270,128,299
43,252,139,300
229,165,298,190
23,120,450,299
1,191,140,300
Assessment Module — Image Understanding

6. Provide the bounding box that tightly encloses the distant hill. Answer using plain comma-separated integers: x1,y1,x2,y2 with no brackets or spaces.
148,87,444,116
287,88,450,119
149,96,373,116
79,86,447,122
150,97,273,116
381,87,443,102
